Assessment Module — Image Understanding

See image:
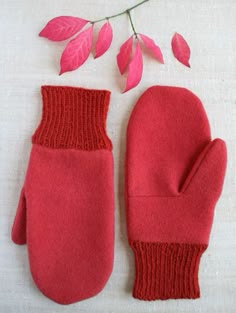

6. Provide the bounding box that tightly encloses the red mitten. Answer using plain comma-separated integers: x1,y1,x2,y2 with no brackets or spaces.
12,86,114,304
126,86,227,300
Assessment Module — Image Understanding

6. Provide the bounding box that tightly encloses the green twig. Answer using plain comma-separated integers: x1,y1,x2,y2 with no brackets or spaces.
127,10,138,38
90,0,149,24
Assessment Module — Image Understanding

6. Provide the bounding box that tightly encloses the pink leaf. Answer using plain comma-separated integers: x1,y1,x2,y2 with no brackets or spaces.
117,36,133,74
124,40,143,93
139,33,164,64
59,26,93,75
171,32,191,67
94,21,113,58
39,16,88,41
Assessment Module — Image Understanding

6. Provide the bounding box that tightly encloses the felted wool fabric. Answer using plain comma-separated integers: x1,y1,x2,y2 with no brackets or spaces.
12,86,114,304
125,85,227,300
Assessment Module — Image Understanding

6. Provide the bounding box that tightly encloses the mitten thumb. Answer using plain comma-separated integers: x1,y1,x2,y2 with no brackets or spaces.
181,139,227,198
11,187,27,244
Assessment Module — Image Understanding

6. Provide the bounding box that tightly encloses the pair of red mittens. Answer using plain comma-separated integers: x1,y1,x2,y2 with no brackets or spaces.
12,86,114,304
126,85,227,300
12,85,226,304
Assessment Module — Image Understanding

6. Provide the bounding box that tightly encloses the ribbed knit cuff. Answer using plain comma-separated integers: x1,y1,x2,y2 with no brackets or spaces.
32,86,112,150
130,241,207,300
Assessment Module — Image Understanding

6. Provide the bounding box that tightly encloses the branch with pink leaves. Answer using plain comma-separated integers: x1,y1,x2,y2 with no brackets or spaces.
39,0,191,92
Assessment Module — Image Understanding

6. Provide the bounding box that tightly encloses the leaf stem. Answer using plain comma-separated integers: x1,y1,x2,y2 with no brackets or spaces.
90,0,149,24
127,10,138,38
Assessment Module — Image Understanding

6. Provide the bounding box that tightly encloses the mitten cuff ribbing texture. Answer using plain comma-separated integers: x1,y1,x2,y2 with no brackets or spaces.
130,241,207,300
32,86,112,150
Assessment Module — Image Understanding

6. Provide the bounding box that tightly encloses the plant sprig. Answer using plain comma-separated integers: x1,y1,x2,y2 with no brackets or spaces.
90,0,149,37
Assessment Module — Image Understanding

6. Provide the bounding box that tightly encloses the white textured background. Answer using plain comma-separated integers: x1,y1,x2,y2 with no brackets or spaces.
0,0,236,312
